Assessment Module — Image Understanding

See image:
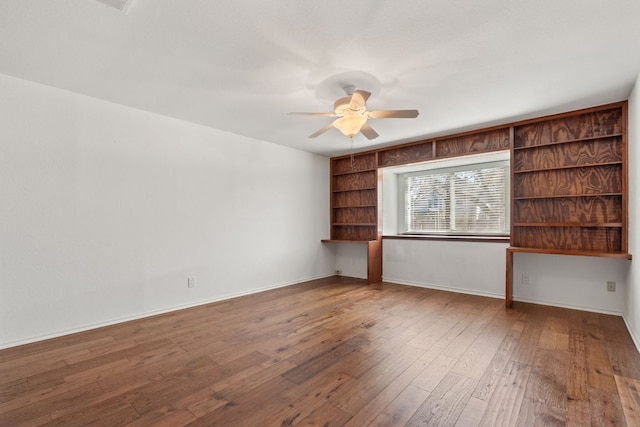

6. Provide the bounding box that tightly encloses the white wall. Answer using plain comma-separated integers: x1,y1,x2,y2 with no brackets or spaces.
0,74,335,349
378,239,629,314
335,244,368,279
513,253,628,314
378,152,511,298
625,73,640,347
384,239,508,297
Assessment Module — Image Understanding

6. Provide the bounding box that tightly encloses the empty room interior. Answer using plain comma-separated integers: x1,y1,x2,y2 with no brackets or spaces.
2,1,640,426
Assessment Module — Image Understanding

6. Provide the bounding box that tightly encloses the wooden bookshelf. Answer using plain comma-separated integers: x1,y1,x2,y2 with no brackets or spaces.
510,104,627,252
324,153,382,284
506,102,630,307
329,153,380,242
323,101,630,299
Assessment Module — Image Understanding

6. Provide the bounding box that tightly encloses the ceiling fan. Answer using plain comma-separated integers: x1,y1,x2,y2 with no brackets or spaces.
288,85,419,140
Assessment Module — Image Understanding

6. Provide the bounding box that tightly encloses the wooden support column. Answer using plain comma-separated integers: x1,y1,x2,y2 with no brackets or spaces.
505,248,514,308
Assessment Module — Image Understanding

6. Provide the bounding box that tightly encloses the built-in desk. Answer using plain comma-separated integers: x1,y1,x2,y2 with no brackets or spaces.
505,246,632,308
322,239,382,285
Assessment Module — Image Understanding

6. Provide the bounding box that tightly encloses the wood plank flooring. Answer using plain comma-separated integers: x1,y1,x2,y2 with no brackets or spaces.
1,276,639,426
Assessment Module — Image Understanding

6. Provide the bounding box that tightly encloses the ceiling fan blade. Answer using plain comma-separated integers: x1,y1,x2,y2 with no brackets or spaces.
360,123,379,140
288,112,337,117
308,123,335,138
349,90,371,110
367,110,419,119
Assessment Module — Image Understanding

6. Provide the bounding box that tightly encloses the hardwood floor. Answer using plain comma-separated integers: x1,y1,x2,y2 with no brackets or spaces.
1,276,639,426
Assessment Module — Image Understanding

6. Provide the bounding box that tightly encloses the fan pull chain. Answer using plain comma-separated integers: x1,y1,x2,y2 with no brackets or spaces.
350,138,354,171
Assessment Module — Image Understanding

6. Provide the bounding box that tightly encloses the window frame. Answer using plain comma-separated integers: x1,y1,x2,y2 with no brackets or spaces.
398,158,510,237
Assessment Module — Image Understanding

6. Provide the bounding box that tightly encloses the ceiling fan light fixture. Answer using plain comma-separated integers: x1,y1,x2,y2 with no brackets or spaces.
288,86,418,140
333,114,367,138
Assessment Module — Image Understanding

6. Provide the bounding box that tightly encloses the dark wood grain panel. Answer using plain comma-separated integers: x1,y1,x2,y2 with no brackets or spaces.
333,189,377,208
367,240,383,284
513,165,622,198
378,141,433,167
333,170,376,191
513,196,623,224
513,138,622,172
512,226,622,252
435,128,510,158
331,225,377,241
514,107,622,148
330,155,380,245
510,104,627,257
333,207,376,224
333,154,376,174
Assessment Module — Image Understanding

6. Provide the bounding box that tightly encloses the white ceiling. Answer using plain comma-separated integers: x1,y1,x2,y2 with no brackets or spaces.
1,0,639,156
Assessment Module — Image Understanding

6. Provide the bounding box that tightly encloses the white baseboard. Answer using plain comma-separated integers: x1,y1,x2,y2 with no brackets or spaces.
383,277,625,316
512,296,623,316
0,272,336,350
623,315,640,353
383,277,503,300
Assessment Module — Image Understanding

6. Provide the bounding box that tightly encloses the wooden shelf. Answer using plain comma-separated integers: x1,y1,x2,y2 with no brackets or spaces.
321,239,377,244
332,168,377,176
513,161,622,174
514,222,623,228
507,246,631,260
513,133,623,150
333,205,377,209
332,187,377,193
514,193,622,200
332,223,377,227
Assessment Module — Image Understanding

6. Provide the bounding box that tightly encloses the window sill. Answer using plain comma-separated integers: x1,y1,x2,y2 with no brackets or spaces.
383,234,510,243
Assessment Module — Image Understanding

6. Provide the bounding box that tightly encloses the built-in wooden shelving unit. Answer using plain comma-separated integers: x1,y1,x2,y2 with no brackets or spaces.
324,126,512,285
323,152,382,284
510,105,626,252
325,101,630,296
329,153,380,242
505,102,631,307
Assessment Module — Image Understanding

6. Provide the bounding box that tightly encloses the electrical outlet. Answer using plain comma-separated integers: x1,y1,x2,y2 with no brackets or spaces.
607,281,616,292
336,270,342,275
187,277,196,288
521,274,530,285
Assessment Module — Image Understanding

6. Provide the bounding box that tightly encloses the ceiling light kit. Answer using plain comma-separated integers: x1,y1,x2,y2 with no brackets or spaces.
289,84,419,140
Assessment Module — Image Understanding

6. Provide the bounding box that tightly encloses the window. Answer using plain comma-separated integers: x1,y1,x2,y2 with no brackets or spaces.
399,160,509,235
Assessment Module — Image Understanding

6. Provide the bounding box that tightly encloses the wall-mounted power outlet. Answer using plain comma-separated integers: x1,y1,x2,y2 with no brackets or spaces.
607,281,616,292
521,274,531,285
187,277,196,288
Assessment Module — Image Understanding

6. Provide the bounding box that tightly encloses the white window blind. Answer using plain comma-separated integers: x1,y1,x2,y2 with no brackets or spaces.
401,161,509,235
